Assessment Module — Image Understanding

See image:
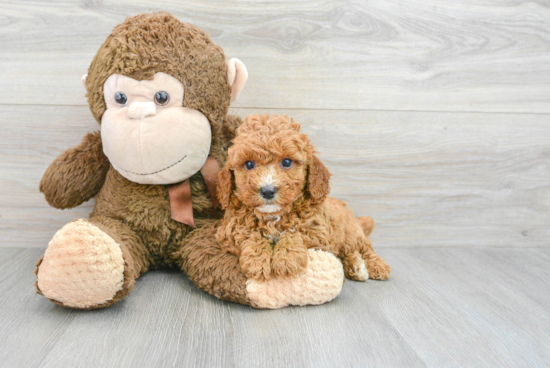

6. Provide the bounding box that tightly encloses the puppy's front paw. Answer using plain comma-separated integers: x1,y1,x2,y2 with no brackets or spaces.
271,240,308,278
240,246,272,282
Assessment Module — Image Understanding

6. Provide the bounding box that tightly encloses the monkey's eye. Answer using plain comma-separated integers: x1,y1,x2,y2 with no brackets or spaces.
114,92,128,105
245,161,256,171
281,158,293,169
154,91,170,106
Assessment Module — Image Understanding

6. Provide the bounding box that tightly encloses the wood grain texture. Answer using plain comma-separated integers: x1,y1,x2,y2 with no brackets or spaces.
380,248,550,367
0,0,549,112
2,105,548,249
1,247,549,367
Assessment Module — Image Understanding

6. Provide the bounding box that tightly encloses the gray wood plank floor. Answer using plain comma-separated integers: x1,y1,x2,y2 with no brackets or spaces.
1,247,549,367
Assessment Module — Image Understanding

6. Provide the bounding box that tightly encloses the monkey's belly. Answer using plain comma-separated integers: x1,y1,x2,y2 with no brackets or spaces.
90,168,220,267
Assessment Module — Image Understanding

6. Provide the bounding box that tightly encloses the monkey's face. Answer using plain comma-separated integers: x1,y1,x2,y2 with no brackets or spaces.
101,72,211,185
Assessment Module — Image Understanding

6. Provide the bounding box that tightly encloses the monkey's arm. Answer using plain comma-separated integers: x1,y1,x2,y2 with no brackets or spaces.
210,114,243,167
221,114,243,143
40,131,110,209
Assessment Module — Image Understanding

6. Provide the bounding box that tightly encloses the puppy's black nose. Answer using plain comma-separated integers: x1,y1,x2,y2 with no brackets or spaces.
259,186,277,200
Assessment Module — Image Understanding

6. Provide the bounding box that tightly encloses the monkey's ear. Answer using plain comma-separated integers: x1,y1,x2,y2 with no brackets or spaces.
217,162,235,209
81,74,88,89
226,58,248,103
306,154,331,205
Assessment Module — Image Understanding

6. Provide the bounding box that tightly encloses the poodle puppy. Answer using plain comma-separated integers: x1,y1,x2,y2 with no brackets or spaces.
216,114,391,282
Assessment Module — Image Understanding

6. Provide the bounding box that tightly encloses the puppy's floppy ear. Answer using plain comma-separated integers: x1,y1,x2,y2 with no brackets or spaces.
306,154,331,205
217,162,234,209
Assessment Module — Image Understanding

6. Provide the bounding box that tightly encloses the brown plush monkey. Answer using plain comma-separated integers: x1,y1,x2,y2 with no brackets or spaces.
35,12,344,310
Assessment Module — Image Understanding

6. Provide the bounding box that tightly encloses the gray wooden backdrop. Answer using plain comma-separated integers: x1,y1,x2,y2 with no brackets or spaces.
1,0,549,249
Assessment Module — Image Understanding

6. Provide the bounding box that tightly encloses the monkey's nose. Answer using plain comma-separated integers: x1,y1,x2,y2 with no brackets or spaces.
127,102,157,119
259,186,277,200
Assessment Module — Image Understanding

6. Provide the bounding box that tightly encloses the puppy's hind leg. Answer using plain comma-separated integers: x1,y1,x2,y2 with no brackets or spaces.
359,237,391,280
342,251,369,281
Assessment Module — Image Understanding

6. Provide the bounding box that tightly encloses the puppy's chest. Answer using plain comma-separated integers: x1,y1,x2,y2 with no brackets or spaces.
256,215,301,245
260,226,297,245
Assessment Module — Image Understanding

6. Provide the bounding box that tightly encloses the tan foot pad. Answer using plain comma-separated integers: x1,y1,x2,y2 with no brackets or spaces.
246,249,344,309
37,219,125,308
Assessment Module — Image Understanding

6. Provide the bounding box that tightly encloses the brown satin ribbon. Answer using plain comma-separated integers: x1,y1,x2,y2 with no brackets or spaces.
167,179,195,227
167,155,221,228
200,156,221,209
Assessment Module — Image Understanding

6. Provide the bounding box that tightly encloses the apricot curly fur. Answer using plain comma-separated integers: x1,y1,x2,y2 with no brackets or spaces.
216,114,391,281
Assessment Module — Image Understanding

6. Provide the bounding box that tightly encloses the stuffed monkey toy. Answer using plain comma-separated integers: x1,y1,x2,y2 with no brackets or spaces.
34,12,344,309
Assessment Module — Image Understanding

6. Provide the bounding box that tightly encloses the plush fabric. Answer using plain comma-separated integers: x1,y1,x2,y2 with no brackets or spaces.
102,73,211,185
85,12,231,142
246,249,345,309
36,219,125,309
39,131,109,209
35,12,345,310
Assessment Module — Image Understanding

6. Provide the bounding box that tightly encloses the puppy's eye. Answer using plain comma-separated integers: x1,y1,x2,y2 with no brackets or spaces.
281,158,293,169
114,92,128,105
154,91,170,106
245,161,256,170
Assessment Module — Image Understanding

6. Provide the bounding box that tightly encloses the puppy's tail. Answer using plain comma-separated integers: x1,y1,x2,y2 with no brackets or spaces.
356,216,375,237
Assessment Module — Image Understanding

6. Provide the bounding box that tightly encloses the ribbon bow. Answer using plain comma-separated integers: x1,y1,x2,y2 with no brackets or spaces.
166,155,221,227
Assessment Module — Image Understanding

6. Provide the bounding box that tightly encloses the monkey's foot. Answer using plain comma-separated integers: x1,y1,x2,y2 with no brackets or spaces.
246,249,344,309
36,219,125,309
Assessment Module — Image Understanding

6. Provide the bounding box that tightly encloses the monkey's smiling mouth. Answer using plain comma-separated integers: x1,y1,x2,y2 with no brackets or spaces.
116,155,187,176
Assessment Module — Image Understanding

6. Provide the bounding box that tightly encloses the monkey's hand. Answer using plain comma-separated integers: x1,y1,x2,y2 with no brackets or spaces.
40,131,110,209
